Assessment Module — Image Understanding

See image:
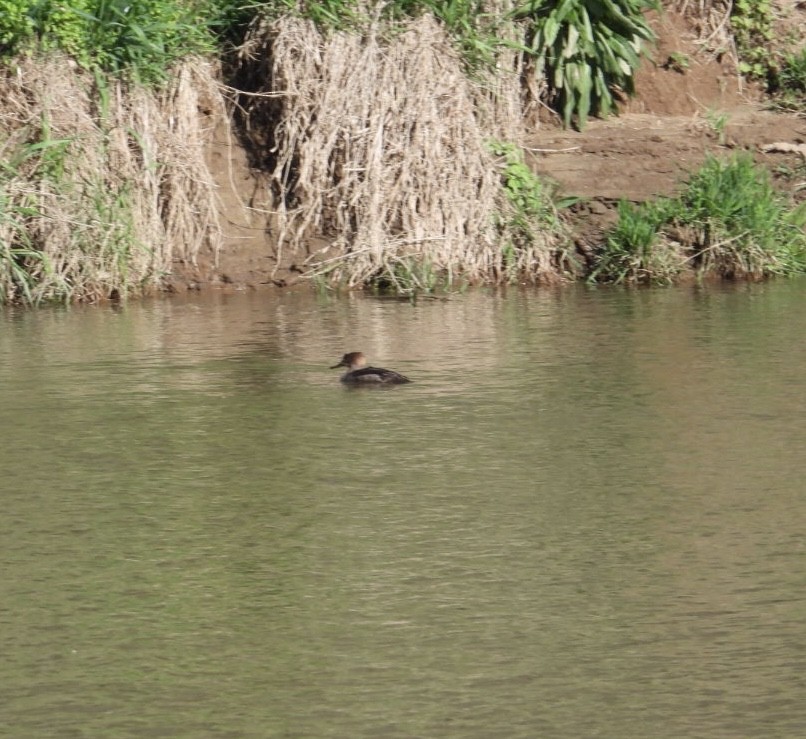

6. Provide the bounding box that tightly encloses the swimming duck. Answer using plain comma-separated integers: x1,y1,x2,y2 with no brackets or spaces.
330,351,411,384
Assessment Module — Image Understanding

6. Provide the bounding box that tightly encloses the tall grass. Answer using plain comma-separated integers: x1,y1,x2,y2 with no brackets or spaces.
0,56,225,304
771,48,806,113
0,0,217,84
681,155,806,278
590,155,806,285
236,11,571,293
588,199,682,285
237,1,657,129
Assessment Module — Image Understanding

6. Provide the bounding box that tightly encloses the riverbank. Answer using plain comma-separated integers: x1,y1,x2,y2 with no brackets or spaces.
177,6,806,293
1,2,804,302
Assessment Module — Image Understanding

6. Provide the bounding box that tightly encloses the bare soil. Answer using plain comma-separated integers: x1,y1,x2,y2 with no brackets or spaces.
528,9,806,259
191,8,806,292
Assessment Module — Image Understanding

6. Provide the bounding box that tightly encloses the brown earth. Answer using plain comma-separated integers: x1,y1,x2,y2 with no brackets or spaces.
188,8,806,292
527,9,806,260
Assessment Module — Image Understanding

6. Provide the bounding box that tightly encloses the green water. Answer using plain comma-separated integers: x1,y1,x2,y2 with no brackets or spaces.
1,283,804,738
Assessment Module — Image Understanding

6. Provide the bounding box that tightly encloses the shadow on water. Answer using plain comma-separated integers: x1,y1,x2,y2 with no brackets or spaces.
1,281,805,737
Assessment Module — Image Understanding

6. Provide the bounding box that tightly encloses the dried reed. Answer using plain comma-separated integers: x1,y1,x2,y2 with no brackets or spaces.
670,0,739,70
0,55,225,303
236,10,567,290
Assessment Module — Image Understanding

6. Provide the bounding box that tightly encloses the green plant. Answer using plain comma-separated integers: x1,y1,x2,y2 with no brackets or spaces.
771,48,806,112
778,48,806,92
588,198,682,284
704,109,729,145
680,155,806,278
78,0,215,83
0,0,35,52
373,254,441,294
0,0,217,84
395,0,500,72
0,111,148,303
731,0,776,81
590,155,806,284
261,0,502,73
266,0,360,30
489,140,575,279
491,141,559,234
0,135,59,304
0,193,46,305
512,0,659,129
663,51,689,73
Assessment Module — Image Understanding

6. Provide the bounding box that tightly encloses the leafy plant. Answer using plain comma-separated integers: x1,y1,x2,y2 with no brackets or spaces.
588,198,682,284
778,48,806,92
704,109,729,145
0,0,216,84
771,48,806,112
731,0,775,81
491,141,560,233
679,155,806,278
590,155,806,284
489,140,576,279
663,51,689,73
0,0,36,52
512,0,659,129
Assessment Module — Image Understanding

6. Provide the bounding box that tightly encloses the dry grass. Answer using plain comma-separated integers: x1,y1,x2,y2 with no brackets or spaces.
670,0,733,41
235,10,567,290
0,56,225,303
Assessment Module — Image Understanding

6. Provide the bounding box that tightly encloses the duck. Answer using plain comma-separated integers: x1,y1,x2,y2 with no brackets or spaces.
330,351,411,384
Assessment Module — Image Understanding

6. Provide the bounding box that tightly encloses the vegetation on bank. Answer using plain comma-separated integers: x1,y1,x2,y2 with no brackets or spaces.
590,155,806,285
0,55,223,303
0,1,804,303
688,0,806,113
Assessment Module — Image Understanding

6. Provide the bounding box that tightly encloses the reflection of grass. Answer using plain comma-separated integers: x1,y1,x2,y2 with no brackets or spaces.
589,154,806,284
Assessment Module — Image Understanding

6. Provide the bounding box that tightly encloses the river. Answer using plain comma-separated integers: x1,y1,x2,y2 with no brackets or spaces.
1,281,804,737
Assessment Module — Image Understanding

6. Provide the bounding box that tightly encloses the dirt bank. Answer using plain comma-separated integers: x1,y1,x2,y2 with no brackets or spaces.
187,8,806,293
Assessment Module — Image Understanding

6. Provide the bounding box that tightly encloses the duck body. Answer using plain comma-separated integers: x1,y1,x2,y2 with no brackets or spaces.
330,351,411,385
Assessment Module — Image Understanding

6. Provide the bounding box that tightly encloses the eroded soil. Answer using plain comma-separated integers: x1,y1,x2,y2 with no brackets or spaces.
188,8,806,292
529,108,806,255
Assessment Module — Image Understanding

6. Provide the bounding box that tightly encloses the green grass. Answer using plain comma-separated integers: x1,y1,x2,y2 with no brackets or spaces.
588,198,682,285
0,195,46,305
0,115,146,304
0,0,217,84
771,48,806,113
0,131,66,304
681,155,806,278
590,154,806,285
490,140,577,281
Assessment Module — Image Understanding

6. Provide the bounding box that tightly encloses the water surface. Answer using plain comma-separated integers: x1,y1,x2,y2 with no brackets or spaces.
1,282,804,737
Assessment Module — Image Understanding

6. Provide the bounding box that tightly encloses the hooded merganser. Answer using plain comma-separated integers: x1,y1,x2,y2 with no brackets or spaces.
330,351,411,384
